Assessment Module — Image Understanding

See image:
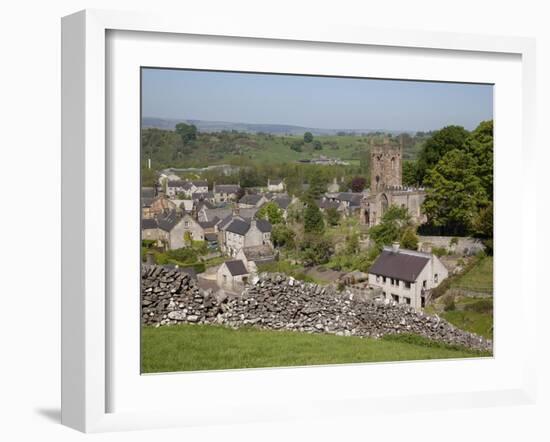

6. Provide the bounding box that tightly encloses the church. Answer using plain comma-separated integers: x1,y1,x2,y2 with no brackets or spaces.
361,138,427,227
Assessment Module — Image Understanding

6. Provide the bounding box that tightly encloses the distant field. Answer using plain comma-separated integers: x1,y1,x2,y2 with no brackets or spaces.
141,324,490,373
451,256,493,293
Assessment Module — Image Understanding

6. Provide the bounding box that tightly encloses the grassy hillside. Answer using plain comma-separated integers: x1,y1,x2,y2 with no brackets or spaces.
141,324,490,373
451,256,493,293
141,128,426,170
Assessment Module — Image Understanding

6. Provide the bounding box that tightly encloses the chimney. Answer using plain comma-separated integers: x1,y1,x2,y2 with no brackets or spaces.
232,203,240,216
392,242,400,254
250,219,257,230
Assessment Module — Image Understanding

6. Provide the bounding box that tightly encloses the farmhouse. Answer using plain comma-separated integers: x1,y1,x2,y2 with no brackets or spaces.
216,259,250,292
368,244,448,311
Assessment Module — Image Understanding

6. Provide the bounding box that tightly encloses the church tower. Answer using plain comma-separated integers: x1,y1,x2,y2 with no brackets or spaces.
370,137,403,193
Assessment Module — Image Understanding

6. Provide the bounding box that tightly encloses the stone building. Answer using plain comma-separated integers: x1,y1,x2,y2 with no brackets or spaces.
216,260,250,292
361,139,426,227
367,244,448,311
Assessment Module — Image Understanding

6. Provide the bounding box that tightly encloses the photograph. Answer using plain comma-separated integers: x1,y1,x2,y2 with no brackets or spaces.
139,68,494,373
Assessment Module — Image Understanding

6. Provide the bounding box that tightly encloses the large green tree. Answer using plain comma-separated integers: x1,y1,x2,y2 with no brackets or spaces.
464,120,493,198
422,149,488,235
304,201,325,234
368,205,414,250
175,123,198,145
416,125,469,184
257,202,284,225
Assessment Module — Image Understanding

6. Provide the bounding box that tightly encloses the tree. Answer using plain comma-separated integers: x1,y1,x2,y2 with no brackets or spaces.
304,132,314,143
306,174,328,201
304,201,325,234
464,120,493,198
312,140,322,150
422,149,488,235
400,227,419,250
368,205,413,250
345,232,360,255
350,176,367,193
290,141,303,152
271,224,295,248
472,202,493,239
402,161,418,187
416,125,469,184
300,236,333,266
325,207,341,226
256,202,283,225
175,123,198,145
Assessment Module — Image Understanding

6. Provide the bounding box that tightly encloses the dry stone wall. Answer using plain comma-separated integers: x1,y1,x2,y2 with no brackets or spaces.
141,265,492,352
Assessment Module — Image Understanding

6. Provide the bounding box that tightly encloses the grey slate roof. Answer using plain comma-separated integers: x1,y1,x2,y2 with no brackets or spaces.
369,249,430,283
226,219,250,236
337,192,363,206
256,219,272,233
157,210,181,232
141,218,158,230
272,196,291,210
239,194,263,205
205,233,218,242
215,184,241,194
198,216,220,229
224,260,249,276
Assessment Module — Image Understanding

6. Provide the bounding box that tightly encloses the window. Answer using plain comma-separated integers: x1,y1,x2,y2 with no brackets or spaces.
376,275,381,283
421,296,426,308
391,294,399,302
434,273,439,283
404,297,411,305
404,281,411,289
423,280,427,288
184,221,189,227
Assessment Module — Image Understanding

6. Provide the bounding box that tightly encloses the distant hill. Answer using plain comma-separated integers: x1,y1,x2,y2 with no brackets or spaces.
142,117,410,136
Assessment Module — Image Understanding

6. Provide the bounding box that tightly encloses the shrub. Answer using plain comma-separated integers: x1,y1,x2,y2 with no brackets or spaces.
443,294,456,312
432,246,447,257
464,298,493,314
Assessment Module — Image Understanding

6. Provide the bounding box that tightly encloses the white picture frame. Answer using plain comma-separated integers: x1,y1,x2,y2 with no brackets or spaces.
61,9,538,433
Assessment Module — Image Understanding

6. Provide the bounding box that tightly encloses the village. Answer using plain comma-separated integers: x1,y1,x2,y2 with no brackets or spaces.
140,137,486,315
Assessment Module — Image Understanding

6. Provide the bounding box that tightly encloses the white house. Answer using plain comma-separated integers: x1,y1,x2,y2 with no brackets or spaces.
166,180,208,198
213,184,241,203
367,244,448,311
267,178,285,192
216,260,250,292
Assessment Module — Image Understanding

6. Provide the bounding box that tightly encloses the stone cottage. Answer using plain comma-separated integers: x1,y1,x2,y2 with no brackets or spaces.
216,259,250,292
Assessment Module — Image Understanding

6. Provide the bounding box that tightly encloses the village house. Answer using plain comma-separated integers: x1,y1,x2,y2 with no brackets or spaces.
179,213,206,242
219,217,272,257
142,194,177,219
267,178,285,192
367,244,448,312
216,259,250,292
141,218,162,244
238,193,268,209
236,244,276,274
166,180,208,198
213,183,241,203
154,210,188,250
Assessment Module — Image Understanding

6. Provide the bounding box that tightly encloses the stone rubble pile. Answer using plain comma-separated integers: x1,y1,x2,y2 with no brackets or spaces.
141,266,492,352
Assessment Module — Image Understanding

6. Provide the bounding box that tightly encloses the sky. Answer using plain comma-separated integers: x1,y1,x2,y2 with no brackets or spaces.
141,68,493,132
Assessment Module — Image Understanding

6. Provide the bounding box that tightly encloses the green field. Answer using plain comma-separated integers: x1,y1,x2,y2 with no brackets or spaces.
451,256,493,293
141,324,490,373
440,308,493,340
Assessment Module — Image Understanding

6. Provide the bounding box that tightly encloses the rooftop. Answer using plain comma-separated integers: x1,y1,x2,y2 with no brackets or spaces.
369,247,431,283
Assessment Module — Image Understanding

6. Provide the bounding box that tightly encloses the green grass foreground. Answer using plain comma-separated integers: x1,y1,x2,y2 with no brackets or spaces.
141,324,490,373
